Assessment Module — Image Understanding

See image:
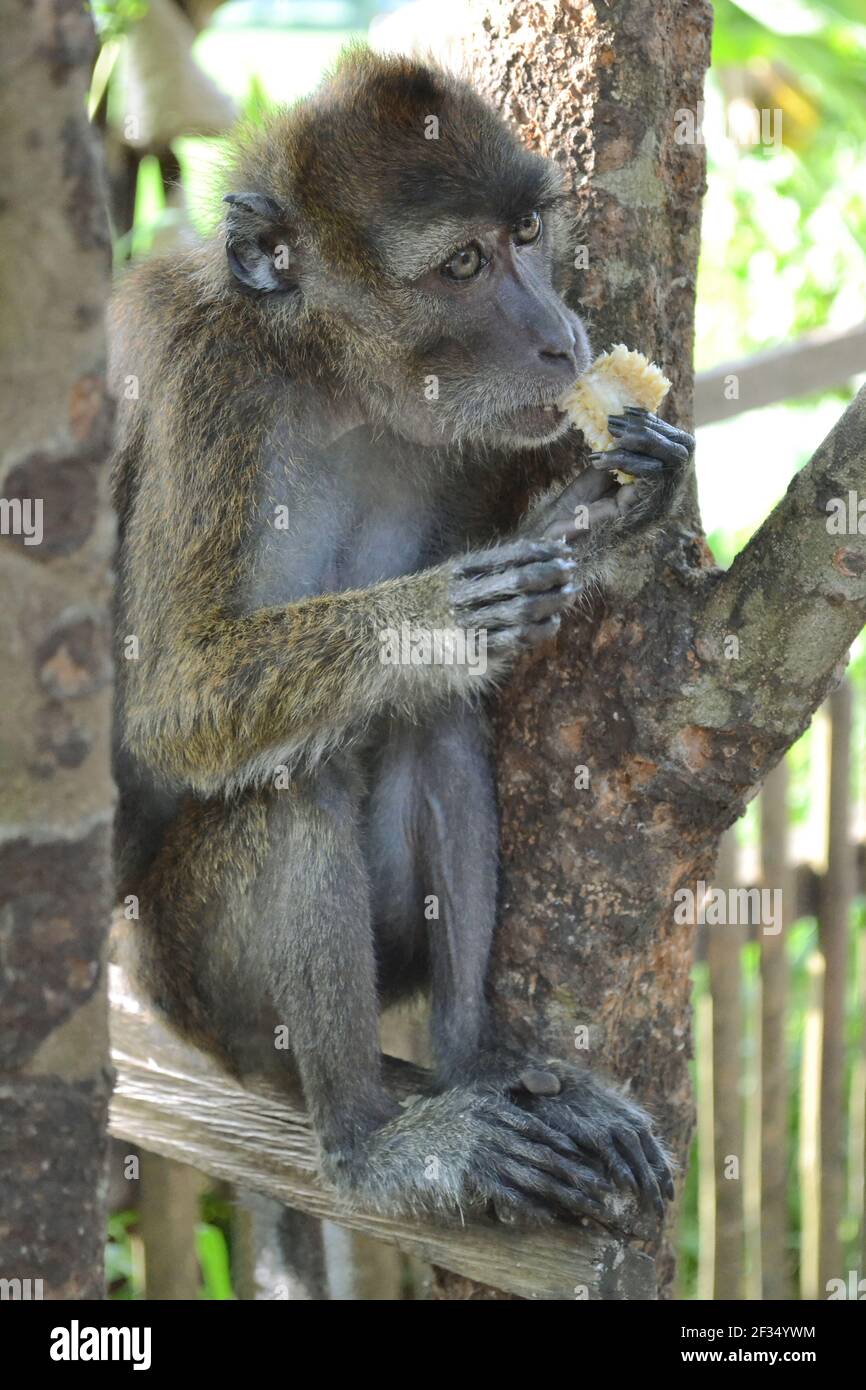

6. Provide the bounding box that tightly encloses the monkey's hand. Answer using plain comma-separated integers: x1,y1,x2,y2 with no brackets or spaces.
323,1085,615,1225
466,1054,674,1217
528,464,619,545
448,539,578,653
586,408,694,535
528,409,694,547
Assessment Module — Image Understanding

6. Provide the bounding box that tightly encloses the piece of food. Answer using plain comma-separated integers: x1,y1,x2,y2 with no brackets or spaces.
558,344,671,483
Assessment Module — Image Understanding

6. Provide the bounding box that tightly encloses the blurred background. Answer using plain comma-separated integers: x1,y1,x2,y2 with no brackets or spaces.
93,0,866,1300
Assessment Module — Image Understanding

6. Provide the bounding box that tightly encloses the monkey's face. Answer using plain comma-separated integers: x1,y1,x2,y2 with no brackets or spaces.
223,56,592,452
299,192,593,453
355,207,592,451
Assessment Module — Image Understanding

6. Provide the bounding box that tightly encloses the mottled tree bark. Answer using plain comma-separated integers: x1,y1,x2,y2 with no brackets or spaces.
434,0,866,1298
0,0,114,1300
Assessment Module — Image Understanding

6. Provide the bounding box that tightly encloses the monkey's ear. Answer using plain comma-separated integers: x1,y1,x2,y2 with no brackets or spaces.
223,192,296,293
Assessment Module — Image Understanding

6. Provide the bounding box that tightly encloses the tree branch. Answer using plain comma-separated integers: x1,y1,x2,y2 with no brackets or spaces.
674,384,866,795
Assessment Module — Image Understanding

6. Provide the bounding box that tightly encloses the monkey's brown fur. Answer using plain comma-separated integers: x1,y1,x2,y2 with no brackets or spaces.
110,47,687,1222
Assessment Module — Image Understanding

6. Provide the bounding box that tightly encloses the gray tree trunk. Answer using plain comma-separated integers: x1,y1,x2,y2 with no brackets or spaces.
0,0,114,1300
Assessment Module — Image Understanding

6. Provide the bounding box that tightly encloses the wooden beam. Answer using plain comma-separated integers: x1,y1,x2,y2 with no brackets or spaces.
108,968,655,1301
695,323,866,426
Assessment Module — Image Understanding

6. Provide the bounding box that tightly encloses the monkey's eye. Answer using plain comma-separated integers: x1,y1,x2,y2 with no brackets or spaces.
442,244,486,281
514,211,542,245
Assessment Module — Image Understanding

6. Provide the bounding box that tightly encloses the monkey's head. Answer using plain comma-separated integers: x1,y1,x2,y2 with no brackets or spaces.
222,47,591,451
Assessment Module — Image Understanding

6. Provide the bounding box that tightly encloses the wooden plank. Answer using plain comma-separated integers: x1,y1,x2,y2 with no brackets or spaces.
694,323,866,426
108,968,655,1301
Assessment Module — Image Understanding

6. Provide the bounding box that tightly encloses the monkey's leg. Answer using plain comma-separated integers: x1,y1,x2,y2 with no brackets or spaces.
261,758,613,1223
365,707,502,1070
136,769,615,1222
394,712,677,1215
248,764,401,1152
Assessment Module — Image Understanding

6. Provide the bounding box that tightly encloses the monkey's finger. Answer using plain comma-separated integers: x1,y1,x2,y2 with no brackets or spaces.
517,1098,625,1178
490,1157,608,1220
589,449,667,478
624,407,695,453
453,560,575,612
607,418,691,465
489,1185,553,1225
471,589,576,635
489,1133,614,1203
456,539,570,579
531,1103,640,1195
494,1095,603,1163
483,1095,578,1162
486,613,564,651
614,483,644,517
585,495,622,525
517,614,564,648
640,1128,676,1200
613,1127,665,1217
541,494,621,542
540,520,587,544
475,557,576,600
547,467,614,510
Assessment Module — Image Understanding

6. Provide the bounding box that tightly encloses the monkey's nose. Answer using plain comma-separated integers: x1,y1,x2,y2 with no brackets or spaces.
537,341,578,379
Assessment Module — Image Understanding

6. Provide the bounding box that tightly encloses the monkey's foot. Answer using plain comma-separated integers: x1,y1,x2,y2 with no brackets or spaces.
322,1085,617,1226
466,1054,675,1217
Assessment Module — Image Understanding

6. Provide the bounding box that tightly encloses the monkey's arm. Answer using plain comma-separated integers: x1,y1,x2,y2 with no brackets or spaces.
122,457,576,795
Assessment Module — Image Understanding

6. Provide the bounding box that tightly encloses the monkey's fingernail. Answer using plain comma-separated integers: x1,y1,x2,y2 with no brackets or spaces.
588,452,607,468
519,1067,562,1096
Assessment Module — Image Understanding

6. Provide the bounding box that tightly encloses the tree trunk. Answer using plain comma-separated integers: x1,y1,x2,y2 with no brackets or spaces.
430,0,711,1300
0,0,114,1300
435,0,866,1298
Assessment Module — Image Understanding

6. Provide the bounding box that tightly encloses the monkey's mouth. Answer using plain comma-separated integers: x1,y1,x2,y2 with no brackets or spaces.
497,402,568,439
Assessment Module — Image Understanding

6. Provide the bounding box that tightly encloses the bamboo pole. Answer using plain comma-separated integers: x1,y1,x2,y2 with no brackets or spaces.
695,979,715,1301
799,952,824,1300
818,679,854,1291
851,925,866,1285
759,758,794,1299
705,831,745,1299
139,1153,206,1300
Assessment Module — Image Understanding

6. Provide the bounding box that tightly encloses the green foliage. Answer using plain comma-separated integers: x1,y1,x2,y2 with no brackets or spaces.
91,0,149,42
106,1189,237,1300
196,1223,235,1300
698,0,866,366
106,1210,140,1299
